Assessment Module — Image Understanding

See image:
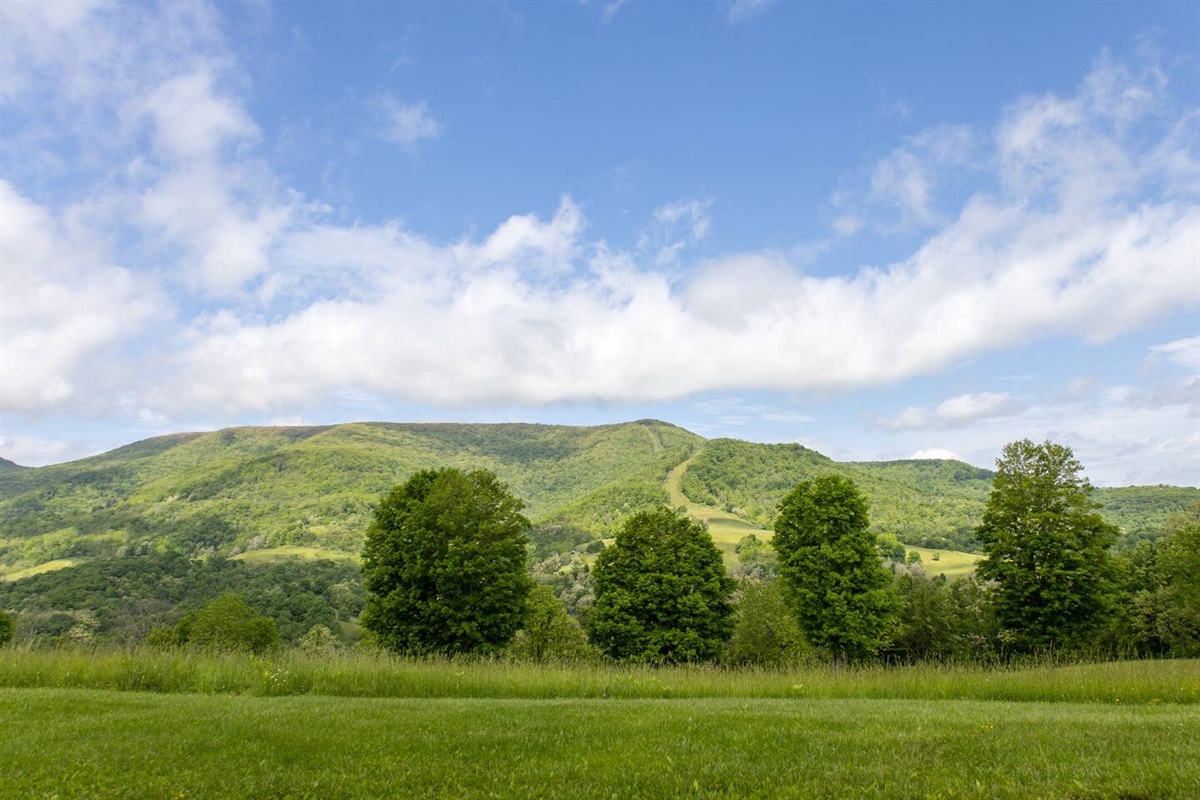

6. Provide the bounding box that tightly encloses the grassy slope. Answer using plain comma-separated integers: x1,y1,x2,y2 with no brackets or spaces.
0,421,699,571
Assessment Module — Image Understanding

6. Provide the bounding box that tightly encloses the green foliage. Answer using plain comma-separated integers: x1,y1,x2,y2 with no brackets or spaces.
297,624,342,654
731,534,778,582
0,608,13,646
361,468,532,655
529,553,595,621
185,593,280,654
976,440,1118,653
1112,504,1200,658
773,475,899,661
723,580,808,667
680,439,994,551
1094,485,1200,548
0,421,700,566
885,569,957,662
0,552,359,646
588,508,735,663
505,585,593,662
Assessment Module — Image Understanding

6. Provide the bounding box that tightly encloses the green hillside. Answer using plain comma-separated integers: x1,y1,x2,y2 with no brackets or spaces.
679,438,1199,552
1,422,1195,578
0,421,699,574
679,439,996,551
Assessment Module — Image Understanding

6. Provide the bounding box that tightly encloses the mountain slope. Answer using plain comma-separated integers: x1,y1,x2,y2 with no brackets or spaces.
2,422,1195,575
0,421,700,572
678,438,1199,551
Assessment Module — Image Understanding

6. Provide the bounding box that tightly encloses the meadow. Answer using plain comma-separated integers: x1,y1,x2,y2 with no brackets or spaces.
1,649,1198,799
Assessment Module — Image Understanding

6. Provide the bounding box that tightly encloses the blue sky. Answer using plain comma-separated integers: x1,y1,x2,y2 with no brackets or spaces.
1,0,1197,486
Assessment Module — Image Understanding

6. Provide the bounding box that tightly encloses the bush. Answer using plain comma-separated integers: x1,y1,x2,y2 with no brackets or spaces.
0,609,13,647
505,585,593,662
724,581,808,667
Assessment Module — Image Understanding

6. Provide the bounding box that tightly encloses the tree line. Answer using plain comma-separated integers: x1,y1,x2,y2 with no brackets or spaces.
1,437,1194,663
358,439,1199,664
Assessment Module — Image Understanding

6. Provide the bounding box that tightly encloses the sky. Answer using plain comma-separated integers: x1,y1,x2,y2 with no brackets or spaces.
1,0,1198,487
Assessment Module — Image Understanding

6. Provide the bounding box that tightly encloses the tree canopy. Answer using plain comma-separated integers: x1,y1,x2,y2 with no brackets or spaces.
976,439,1117,652
361,468,532,655
772,474,897,661
588,507,734,663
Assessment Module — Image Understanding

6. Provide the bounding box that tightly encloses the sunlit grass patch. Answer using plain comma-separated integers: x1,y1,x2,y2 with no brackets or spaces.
230,546,357,563
0,558,84,582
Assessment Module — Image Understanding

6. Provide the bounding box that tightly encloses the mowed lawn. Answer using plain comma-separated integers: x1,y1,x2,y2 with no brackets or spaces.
2,687,1198,799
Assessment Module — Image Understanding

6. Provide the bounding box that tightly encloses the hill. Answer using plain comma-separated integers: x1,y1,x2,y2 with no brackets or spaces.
678,438,1198,551
1,422,1196,578
0,421,699,574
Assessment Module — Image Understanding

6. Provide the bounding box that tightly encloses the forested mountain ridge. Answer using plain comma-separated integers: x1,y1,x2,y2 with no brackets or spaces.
1,421,1196,576
0,421,699,573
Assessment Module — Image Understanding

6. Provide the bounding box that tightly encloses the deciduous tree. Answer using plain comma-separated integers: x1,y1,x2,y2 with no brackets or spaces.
361,468,532,655
773,475,897,661
976,439,1117,653
588,508,734,663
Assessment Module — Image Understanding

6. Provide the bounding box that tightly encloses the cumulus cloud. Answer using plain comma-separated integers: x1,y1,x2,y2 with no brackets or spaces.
0,182,162,411
1,0,1196,484
879,392,1026,432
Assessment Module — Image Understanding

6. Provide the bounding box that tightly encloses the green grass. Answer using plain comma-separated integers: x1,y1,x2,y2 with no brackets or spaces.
666,453,772,562
2,688,1197,799
0,557,83,581
1,648,1197,704
2,651,1196,798
229,545,358,563
905,546,982,579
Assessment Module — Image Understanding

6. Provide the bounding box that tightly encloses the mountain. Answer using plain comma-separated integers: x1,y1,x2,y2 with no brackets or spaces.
1,421,1196,577
0,457,25,471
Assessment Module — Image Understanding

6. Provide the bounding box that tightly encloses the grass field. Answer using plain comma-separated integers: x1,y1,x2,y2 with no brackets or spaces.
2,687,1197,799
1,650,1197,798
904,546,982,580
0,557,84,582
665,453,773,561
229,545,358,563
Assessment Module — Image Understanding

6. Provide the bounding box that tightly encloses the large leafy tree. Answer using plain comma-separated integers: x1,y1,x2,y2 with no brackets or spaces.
772,475,897,661
976,439,1117,653
588,507,734,663
361,468,532,655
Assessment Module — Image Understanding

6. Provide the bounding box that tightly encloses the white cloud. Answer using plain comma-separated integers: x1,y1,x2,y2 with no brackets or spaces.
638,197,713,266
370,93,443,149
0,182,162,411
879,392,1025,431
866,125,976,227
909,448,961,461
725,0,776,24
1150,336,1200,371
0,434,70,467
0,3,1195,489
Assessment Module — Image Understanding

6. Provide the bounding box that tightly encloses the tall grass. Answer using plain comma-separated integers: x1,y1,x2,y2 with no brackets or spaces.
2,645,1196,703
